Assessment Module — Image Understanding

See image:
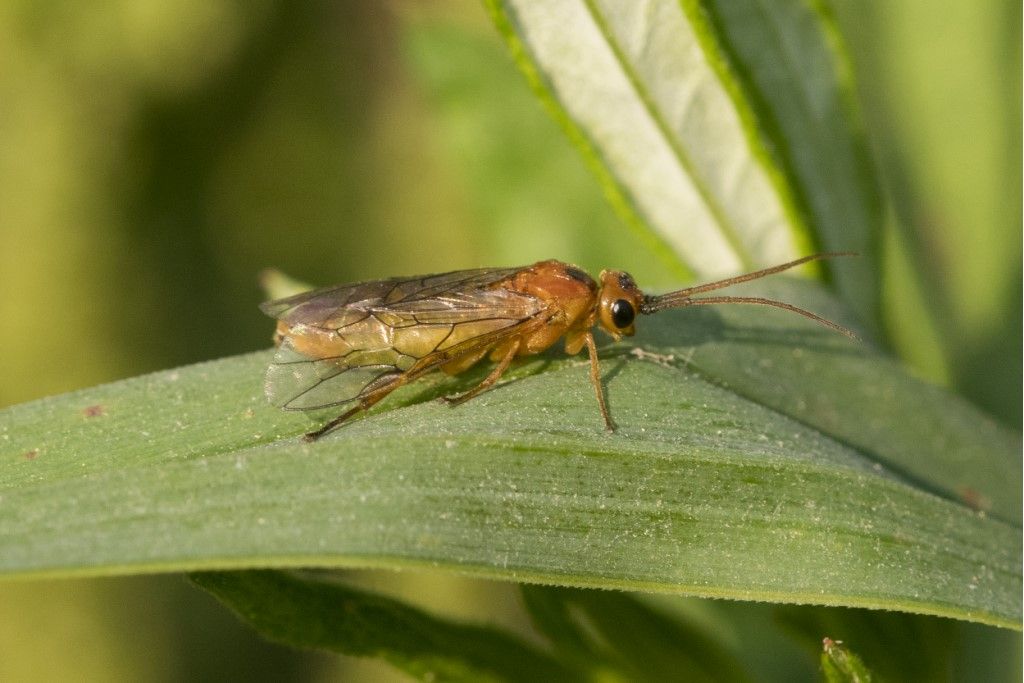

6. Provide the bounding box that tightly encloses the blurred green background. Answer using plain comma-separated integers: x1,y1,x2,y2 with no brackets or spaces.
0,0,1018,680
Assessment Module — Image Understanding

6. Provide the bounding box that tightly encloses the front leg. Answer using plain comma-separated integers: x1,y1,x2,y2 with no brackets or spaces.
583,331,614,431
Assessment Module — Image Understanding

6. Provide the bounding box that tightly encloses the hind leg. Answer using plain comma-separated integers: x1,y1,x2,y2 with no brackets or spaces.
303,370,416,441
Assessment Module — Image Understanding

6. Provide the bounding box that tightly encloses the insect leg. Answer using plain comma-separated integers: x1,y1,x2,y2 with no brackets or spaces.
441,340,520,406
303,374,410,441
583,332,615,431
303,403,369,441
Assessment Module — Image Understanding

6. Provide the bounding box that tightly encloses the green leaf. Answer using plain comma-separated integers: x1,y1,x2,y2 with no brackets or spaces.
191,570,580,683
521,586,750,682
399,18,684,288
688,0,883,323
483,0,879,321
777,605,953,682
821,637,874,683
641,278,1022,525
0,281,1018,628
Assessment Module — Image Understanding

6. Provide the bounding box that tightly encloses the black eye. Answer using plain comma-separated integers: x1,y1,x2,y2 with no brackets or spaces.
610,299,635,328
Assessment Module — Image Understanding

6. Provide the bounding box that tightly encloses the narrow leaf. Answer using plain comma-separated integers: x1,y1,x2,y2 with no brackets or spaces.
686,0,883,322
522,586,750,682
778,605,954,682
821,638,874,683
0,283,1018,628
484,0,802,275
484,0,879,320
641,278,1022,524
191,570,580,683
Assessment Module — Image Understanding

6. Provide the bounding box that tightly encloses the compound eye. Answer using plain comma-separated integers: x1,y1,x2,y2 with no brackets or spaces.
610,299,635,329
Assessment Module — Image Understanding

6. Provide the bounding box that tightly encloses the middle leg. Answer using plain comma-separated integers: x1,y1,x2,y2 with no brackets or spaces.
441,339,520,406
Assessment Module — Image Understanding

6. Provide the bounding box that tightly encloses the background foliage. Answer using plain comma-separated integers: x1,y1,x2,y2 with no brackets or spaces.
0,0,1018,680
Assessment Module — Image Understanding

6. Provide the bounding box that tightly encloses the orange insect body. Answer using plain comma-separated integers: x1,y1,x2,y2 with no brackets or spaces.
261,254,854,440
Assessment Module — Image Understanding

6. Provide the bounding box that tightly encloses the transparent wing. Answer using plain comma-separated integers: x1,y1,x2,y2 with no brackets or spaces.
259,267,524,326
262,266,549,411
265,341,407,411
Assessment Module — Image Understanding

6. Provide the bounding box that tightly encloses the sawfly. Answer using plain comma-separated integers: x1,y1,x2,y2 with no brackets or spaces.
260,253,855,440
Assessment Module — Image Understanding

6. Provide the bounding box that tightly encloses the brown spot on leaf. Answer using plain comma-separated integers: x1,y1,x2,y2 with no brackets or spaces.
82,404,105,418
24,449,38,460
958,486,991,512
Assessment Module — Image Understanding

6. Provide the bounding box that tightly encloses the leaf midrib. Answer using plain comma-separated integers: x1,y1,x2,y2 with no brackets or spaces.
581,0,754,267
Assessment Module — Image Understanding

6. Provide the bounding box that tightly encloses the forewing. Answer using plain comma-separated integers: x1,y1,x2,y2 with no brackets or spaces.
259,267,524,326
263,266,549,411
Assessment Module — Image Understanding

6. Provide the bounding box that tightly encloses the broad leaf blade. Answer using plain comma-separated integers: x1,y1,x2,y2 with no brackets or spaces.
0,284,1018,628
191,570,580,683
484,0,879,318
